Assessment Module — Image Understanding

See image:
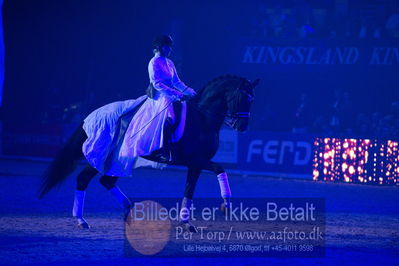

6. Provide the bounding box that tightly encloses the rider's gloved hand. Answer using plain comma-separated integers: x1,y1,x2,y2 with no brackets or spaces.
182,87,197,101
170,90,185,102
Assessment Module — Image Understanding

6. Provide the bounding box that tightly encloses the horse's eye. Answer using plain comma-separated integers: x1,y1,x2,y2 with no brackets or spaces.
248,94,254,102
242,90,254,102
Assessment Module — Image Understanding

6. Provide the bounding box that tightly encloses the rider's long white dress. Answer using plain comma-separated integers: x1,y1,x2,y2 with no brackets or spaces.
82,53,191,177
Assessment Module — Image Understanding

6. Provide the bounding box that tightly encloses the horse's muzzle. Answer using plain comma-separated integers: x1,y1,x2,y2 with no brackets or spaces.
235,118,249,132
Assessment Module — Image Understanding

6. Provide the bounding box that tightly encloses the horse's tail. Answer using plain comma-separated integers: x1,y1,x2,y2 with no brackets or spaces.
38,123,87,199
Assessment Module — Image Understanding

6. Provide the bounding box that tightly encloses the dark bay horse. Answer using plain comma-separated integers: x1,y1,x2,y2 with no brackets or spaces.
39,74,259,231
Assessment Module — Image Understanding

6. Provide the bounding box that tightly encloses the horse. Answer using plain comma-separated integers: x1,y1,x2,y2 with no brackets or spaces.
38,74,259,232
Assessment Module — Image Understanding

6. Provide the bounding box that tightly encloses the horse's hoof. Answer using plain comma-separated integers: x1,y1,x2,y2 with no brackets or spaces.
76,217,90,229
77,222,91,229
180,221,198,233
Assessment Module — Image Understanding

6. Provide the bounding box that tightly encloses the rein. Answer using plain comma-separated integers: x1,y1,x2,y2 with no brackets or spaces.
194,95,251,131
195,77,253,128
221,79,253,127
129,77,252,139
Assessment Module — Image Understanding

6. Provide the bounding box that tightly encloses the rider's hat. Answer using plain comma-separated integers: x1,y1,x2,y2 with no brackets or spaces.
153,35,174,48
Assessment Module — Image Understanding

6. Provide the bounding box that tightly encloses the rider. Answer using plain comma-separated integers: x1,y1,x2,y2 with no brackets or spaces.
146,35,196,162
73,35,196,227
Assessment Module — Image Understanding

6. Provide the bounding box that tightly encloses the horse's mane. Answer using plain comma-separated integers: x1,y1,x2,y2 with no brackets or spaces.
195,74,244,103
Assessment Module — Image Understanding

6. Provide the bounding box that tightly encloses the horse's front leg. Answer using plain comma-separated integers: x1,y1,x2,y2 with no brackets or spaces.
203,161,232,214
180,166,202,233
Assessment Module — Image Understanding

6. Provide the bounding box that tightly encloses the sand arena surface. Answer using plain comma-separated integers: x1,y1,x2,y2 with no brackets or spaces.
0,158,398,265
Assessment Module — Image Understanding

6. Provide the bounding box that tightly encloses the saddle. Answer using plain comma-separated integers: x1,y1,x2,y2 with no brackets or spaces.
144,83,182,163
146,83,156,99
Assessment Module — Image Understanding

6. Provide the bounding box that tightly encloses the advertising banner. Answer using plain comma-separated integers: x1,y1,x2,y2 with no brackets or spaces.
213,129,238,164
237,132,313,179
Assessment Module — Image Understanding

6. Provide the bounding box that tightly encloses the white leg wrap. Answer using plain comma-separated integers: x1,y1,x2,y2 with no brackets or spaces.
179,197,193,222
72,190,85,218
217,172,231,199
110,186,131,209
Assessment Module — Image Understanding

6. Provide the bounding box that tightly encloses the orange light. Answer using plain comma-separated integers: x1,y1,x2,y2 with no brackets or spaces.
313,170,319,179
313,138,399,185
349,166,355,175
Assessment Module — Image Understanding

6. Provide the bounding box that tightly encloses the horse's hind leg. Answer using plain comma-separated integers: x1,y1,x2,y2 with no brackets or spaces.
73,164,98,228
99,175,132,219
203,161,232,213
180,166,202,233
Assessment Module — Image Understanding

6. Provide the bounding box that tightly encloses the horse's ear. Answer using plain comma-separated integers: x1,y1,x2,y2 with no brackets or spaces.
251,79,260,88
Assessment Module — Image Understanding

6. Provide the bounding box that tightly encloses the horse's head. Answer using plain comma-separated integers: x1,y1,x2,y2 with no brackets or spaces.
224,78,259,132
196,75,260,132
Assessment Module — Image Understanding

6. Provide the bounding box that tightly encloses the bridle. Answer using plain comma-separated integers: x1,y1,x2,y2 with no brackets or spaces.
129,78,254,140
224,80,254,128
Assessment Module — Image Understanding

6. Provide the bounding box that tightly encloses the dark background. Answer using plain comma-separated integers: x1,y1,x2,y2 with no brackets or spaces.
1,0,398,132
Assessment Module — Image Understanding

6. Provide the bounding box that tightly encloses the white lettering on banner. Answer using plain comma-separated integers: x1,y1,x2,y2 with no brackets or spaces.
263,140,278,164
246,140,312,166
369,47,399,65
268,47,279,63
242,46,258,63
294,142,312,165
279,141,294,164
369,48,384,64
305,47,317,64
240,45,399,65
247,139,263,162
280,47,293,64
346,47,360,64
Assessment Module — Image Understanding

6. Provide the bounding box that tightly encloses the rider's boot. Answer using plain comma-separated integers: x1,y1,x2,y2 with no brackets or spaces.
152,119,175,163
72,190,90,229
